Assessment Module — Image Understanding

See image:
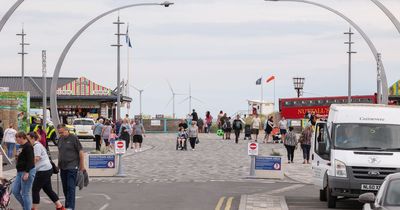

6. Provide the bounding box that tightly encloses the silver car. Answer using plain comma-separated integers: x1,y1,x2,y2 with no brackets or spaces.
359,172,400,210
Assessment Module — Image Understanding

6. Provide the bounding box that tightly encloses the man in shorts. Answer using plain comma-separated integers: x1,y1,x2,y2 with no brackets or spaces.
132,119,145,152
251,114,261,142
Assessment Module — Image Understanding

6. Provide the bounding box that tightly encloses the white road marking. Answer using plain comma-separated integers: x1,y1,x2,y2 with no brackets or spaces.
266,184,304,195
99,203,110,210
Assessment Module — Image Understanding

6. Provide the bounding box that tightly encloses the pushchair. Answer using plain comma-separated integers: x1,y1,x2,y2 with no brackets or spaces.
244,125,252,140
0,177,14,210
176,129,188,151
271,127,282,144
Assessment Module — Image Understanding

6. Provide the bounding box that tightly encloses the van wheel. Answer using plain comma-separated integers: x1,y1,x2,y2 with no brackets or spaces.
319,188,327,201
327,186,337,208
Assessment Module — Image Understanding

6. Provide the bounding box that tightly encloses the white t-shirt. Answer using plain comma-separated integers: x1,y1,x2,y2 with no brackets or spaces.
33,142,52,172
279,120,288,130
252,118,261,129
3,128,17,143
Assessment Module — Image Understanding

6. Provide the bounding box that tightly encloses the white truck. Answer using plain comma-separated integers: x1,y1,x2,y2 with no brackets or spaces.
312,104,400,208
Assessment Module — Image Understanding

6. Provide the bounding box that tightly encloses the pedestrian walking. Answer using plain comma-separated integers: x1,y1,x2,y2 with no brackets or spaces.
197,118,204,133
232,115,243,144
102,121,112,150
191,109,198,122
223,117,232,140
132,119,145,152
205,111,213,133
284,126,297,164
35,125,47,150
220,113,228,140
93,119,104,151
27,132,65,210
57,124,85,210
251,114,261,141
217,111,224,129
299,125,313,164
119,119,131,149
188,121,199,151
13,132,36,210
3,123,17,158
263,116,274,143
279,117,288,142
109,128,117,151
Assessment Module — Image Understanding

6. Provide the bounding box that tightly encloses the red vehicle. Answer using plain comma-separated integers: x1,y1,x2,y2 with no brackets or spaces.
279,95,377,119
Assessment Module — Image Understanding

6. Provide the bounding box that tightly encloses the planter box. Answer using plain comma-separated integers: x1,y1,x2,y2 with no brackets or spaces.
85,153,117,177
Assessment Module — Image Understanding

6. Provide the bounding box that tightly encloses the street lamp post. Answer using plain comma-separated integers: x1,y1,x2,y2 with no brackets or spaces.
0,0,24,33
17,27,29,91
50,2,174,127
293,77,305,98
111,16,125,121
265,0,389,104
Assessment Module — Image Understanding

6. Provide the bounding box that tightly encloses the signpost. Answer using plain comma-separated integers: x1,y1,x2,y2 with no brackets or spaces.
115,140,126,177
248,142,258,176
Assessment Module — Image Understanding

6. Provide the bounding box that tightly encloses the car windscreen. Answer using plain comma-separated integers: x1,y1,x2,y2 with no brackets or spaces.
73,120,94,126
386,179,400,206
333,124,400,151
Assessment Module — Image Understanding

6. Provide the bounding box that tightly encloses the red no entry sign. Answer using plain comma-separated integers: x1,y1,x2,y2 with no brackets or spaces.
250,143,257,150
248,142,259,156
115,141,126,154
117,141,124,149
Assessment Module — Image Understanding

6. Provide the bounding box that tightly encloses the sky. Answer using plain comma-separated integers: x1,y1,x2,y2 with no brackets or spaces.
1,0,400,119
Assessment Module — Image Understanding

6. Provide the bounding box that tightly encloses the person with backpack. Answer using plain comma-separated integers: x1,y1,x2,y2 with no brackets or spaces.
232,115,243,144
223,117,232,140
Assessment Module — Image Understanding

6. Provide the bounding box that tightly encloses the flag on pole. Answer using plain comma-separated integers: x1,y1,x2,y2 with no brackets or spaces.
125,24,132,48
256,77,262,85
266,75,275,83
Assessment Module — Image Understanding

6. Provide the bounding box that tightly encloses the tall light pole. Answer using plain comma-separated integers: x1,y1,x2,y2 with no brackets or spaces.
293,77,305,98
0,0,24,33
111,16,125,121
17,27,29,91
50,2,174,127
264,0,389,104
371,0,400,34
344,28,356,103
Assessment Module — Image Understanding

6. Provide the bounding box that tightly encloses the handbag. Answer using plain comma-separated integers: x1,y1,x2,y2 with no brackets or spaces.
47,151,59,174
195,138,200,144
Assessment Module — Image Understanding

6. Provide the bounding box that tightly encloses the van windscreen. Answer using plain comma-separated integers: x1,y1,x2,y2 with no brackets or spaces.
334,124,400,151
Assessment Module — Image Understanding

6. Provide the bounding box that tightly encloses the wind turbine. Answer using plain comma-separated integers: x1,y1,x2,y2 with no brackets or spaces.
166,80,184,119
130,85,144,118
180,83,203,114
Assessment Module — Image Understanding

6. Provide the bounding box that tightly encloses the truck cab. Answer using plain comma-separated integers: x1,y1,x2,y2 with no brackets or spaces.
311,104,400,208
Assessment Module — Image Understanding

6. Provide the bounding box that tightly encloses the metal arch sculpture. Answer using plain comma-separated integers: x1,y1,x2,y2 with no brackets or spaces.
265,0,389,104
0,0,24,32
371,0,400,34
50,2,173,127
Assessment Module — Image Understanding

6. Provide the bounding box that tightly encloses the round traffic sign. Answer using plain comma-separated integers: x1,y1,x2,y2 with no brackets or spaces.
117,141,124,149
250,143,257,150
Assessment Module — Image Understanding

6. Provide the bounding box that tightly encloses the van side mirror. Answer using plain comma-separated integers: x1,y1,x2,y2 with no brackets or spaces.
318,142,327,155
358,193,375,204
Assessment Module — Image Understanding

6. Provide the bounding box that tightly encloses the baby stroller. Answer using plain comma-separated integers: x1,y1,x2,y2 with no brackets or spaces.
271,127,282,144
0,177,14,210
176,129,188,151
244,125,252,140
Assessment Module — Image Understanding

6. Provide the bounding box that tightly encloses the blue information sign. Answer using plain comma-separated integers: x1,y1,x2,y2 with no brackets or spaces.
255,156,281,171
89,155,115,169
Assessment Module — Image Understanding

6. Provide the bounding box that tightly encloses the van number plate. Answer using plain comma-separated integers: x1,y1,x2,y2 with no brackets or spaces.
361,184,380,191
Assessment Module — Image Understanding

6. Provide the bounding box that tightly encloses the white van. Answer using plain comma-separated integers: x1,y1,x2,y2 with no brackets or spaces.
312,104,400,208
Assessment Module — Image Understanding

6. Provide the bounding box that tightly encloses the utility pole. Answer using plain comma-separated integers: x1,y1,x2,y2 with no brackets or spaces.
377,53,382,104
17,27,29,91
344,28,356,103
111,16,125,121
42,50,47,131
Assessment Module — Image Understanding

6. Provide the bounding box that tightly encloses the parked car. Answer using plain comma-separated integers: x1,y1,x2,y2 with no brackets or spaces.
73,118,95,140
359,173,400,210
